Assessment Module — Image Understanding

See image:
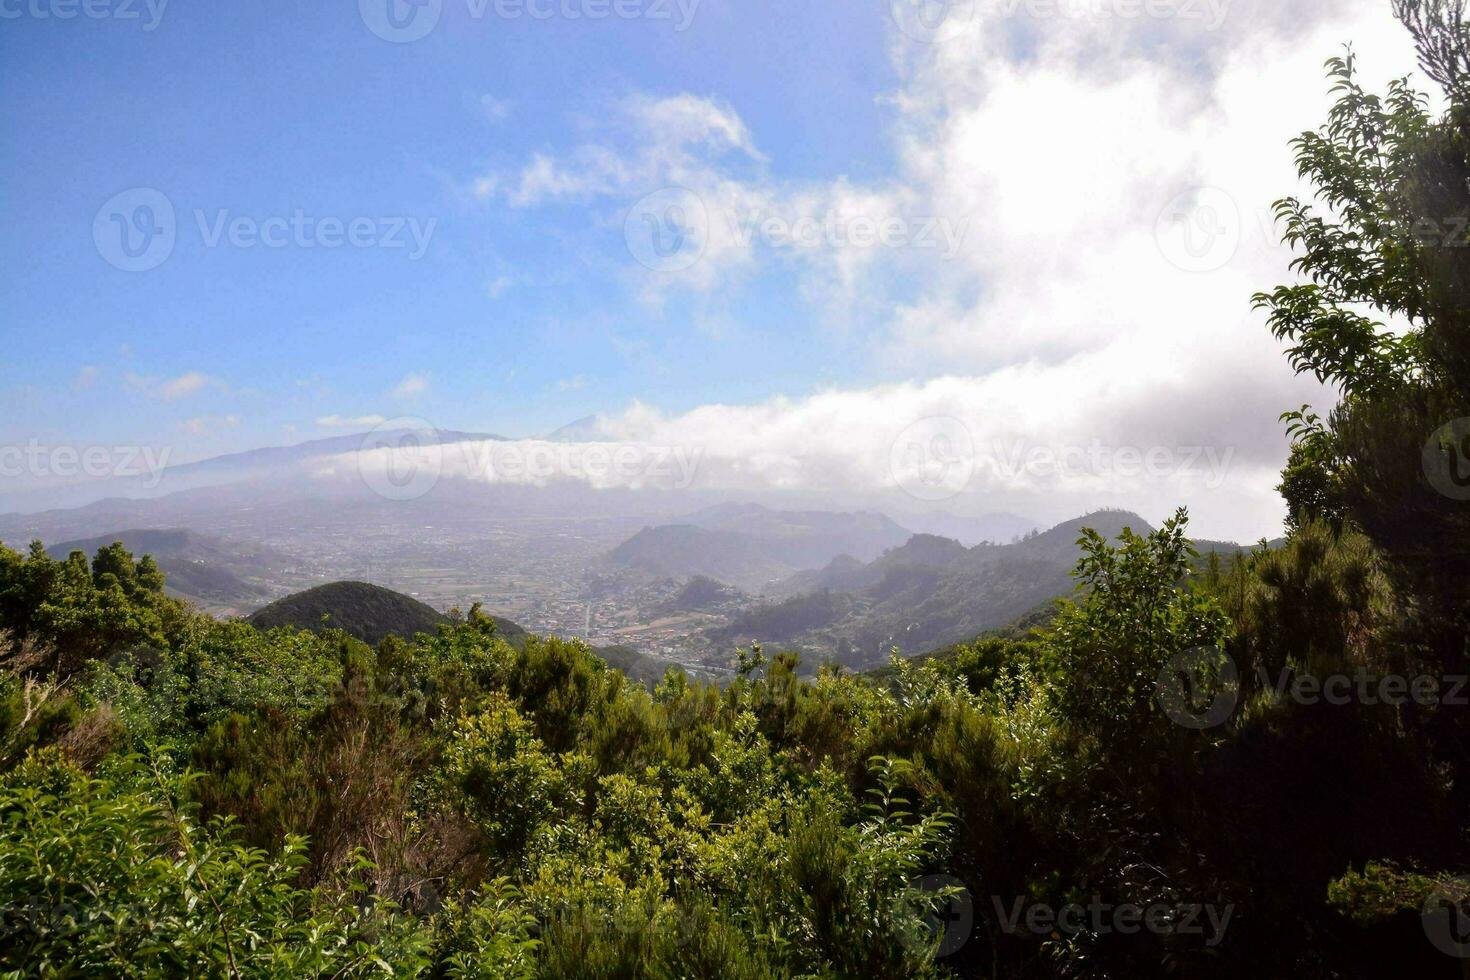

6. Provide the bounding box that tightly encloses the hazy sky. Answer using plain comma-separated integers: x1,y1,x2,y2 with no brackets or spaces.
0,0,1426,538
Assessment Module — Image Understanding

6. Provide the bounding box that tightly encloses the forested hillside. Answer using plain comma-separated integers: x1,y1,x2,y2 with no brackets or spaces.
718,511,1258,666
245,581,465,646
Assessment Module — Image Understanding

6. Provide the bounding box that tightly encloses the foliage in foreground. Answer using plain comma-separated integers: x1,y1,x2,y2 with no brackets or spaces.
1,491,1466,978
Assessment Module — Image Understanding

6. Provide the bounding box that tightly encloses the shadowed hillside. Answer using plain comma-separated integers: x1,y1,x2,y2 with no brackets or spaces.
245,581,458,645
246,580,676,684
722,510,1242,666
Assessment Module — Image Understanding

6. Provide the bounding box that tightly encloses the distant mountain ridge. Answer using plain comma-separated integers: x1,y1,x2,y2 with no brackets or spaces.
713,509,1260,668
163,428,504,479
543,416,605,442
606,504,913,591
887,510,1041,547
609,525,790,591
0,428,506,516
45,528,285,613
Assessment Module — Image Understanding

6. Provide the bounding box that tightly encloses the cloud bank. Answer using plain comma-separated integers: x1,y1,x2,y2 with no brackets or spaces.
466,0,1422,540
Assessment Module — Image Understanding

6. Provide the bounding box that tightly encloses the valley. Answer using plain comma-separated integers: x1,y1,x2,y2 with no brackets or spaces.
1,458,1262,675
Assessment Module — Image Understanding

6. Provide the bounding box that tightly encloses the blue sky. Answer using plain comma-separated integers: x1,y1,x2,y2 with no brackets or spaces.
0,1,1426,538
1,1,900,452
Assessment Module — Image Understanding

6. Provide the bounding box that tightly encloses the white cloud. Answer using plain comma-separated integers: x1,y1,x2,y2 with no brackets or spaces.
479,94,512,122
72,366,99,391
477,0,1423,538
317,414,388,428
328,366,1281,539
179,414,241,436
472,175,499,200
498,93,761,209
392,372,430,399
483,92,943,304
159,371,222,401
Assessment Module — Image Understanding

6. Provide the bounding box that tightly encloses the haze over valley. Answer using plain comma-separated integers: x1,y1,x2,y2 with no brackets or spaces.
0,426,1276,675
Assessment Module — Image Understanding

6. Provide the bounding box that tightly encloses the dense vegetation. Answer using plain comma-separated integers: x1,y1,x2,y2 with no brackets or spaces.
3,3,1470,976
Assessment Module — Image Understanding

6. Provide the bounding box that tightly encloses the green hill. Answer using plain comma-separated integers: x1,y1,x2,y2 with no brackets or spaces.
245,581,674,684
245,582,453,645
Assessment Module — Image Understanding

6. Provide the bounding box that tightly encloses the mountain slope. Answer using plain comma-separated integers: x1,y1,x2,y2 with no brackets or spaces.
245,581,676,685
608,525,795,591
680,503,911,566
246,582,452,645
0,428,506,516
606,504,914,591
716,510,1169,667
46,528,283,612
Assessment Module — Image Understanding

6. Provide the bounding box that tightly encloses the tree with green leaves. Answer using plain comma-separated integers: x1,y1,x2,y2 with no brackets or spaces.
1255,0,1470,662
